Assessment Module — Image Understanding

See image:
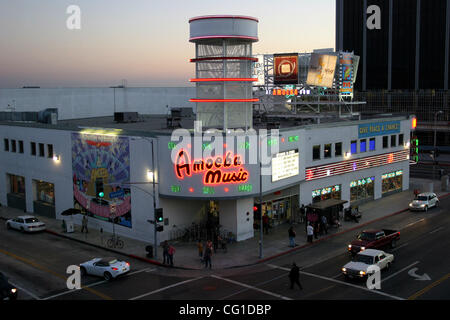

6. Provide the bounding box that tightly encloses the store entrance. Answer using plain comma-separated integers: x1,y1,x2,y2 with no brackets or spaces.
257,195,298,229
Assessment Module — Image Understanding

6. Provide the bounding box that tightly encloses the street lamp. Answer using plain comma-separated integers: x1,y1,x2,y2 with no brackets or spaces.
433,110,443,182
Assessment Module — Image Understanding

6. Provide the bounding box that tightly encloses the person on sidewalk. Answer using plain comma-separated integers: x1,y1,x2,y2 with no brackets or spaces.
307,223,314,243
168,244,175,267
197,240,204,262
289,262,303,290
300,204,306,224
321,215,328,235
162,240,169,265
81,215,88,233
288,225,296,247
203,240,213,269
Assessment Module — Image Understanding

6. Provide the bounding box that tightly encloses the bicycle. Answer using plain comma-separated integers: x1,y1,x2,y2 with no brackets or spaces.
107,235,124,249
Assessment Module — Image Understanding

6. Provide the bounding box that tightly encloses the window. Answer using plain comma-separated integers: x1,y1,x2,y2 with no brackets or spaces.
369,138,376,151
360,139,367,153
4,138,9,152
383,136,389,148
324,144,332,158
39,143,45,157
11,140,16,153
335,142,342,156
31,142,36,156
19,140,24,153
313,145,321,160
391,135,396,147
351,140,357,154
399,134,404,146
47,144,54,158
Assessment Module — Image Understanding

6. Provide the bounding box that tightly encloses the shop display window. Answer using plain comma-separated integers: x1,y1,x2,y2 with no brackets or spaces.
350,177,374,202
8,174,25,196
382,170,403,194
312,184,341,203
34,180,55,205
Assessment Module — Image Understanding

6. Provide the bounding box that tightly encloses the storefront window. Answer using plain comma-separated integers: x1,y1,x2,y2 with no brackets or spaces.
312,184,341,203
34,180,55,205
350,177,374,202
382,170,403,194
8,174,25,196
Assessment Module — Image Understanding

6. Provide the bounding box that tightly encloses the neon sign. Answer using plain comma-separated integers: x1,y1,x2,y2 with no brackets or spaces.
174,149,249,186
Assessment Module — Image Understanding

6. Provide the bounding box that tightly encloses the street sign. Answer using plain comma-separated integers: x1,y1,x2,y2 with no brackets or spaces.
109,190,125,199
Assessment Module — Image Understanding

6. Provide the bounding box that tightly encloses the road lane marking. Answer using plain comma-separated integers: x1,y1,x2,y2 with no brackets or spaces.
129,276,204,300
429,226,444,234
390,242,408,252
42,267,156,300
408,273,450,300
380,261,419,283
267,264,404,300
211,275,292,300
218,273,290,300
0,248,112,300
401,218,425,230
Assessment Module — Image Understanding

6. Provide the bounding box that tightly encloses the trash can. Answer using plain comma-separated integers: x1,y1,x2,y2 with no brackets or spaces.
145,245,153,258
65,220,74,233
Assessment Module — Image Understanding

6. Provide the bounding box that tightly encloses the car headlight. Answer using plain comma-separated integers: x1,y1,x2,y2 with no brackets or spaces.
342,268,347,272
359,271,366,276
348,245,352,249
11,288,17,293
361,247,366,251
420,204,426,207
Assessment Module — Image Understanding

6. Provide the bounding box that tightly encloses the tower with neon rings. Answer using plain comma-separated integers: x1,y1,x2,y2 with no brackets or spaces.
189,15,259,131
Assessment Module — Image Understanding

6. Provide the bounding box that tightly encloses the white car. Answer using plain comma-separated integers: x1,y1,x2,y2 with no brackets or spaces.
79,257,130,281
5,215,46,233
342,249,394,280
409,192,439,212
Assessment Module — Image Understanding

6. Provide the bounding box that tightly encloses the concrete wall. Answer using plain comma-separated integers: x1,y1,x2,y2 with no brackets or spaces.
0,87,196,120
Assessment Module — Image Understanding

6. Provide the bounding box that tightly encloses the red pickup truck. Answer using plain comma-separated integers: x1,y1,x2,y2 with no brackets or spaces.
348,229,400,255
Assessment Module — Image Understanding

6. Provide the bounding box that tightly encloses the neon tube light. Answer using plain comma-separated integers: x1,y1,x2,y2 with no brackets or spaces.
189,78,258,82
189,98,259,103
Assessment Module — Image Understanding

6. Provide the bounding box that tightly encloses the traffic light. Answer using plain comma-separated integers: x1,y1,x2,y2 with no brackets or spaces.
156,225,164,232
96,181,105,198
410,137,419,163
155,208,163,223
253,203,261,218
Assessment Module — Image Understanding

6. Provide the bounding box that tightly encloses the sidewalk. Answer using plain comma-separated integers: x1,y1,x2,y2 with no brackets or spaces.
1,178,448,271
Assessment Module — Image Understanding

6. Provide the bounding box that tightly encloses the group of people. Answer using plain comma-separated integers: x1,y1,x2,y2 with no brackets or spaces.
162,241,176,267
197,239,213,269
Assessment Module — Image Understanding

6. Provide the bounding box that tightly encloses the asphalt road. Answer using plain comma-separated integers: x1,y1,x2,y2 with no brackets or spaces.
1,195,449,302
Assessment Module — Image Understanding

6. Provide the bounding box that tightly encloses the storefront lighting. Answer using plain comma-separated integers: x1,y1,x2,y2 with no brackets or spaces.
147,170,154,182
345,152,351,158
52,155,60,162
405,141,410,148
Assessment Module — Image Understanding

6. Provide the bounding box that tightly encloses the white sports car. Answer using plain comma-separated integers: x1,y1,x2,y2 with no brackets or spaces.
79,257,130,281
6,215,46,233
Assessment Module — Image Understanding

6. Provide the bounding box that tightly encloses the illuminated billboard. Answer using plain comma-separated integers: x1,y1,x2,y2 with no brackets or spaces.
252,54,265,86
274,53,299,85
306,53,337,88
272,149,299,182
339,52,354,96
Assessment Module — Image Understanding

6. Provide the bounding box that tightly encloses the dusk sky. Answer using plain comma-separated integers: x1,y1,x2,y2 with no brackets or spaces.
0,0,335,88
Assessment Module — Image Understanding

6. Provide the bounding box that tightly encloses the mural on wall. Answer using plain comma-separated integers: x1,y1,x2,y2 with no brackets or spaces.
71,133,132,228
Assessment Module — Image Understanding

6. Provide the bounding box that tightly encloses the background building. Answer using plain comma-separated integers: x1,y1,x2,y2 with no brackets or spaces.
336,0,450,152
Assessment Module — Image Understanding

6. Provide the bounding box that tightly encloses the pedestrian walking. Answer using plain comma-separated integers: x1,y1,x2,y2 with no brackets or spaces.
168,244,175,267
203,240,213,269
289,262,303,290
263,214,269,235
197,240,204,261
162,240,169,265
300,204,306,224
288,225,296,247
321,215,328,235
307,223,314,243
81,214,88,233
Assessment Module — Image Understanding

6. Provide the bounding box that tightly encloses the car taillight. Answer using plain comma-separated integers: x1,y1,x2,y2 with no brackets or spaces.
126,262,130,266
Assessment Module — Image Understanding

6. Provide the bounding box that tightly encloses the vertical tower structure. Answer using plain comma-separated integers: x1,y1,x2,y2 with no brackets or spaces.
189,15,259,131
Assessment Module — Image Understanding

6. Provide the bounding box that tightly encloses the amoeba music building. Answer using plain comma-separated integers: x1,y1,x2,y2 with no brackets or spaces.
0,114,415,243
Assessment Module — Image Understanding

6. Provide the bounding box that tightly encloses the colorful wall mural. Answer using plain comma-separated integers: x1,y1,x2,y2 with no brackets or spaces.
71,133,132,228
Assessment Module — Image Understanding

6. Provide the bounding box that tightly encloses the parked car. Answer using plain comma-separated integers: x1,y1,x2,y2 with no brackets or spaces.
5,215,46,233
0,272,18,300
348,229,400,255
342,249,394,280
79,257,130,281
409,192,439,212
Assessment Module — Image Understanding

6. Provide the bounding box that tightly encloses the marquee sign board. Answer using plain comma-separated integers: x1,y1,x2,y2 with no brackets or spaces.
272,149,299,182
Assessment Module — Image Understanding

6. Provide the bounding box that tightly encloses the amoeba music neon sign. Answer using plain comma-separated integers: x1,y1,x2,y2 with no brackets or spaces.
174,149,249,186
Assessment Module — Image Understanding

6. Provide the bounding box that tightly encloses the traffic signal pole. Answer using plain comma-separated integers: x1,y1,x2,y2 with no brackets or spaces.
151,139,157,260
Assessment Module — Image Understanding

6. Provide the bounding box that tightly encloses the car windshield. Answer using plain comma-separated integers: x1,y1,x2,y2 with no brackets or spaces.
108,259,118,265
355,254,374,264
357,232,375,241
417,196,428,201
25,218,39,223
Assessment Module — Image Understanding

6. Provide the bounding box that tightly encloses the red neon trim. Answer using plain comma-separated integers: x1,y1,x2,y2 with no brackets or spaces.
190,57,258,62
189,35,259,42
189,78,258,82
190,98,259,103
189,15,259,23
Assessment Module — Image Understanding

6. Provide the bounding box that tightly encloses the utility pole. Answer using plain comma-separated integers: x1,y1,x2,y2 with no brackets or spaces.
151,139,157,259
